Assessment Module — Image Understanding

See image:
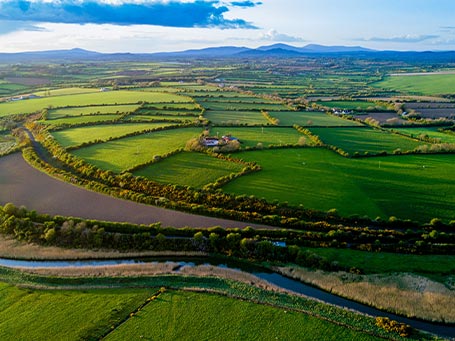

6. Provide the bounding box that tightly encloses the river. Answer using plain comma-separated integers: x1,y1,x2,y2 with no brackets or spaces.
0,256,453,339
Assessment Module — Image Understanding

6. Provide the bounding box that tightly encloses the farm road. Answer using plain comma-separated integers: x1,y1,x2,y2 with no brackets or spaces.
0,153,269,229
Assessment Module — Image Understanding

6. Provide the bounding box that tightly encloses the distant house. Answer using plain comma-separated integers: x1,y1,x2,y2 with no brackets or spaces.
202,137,219,147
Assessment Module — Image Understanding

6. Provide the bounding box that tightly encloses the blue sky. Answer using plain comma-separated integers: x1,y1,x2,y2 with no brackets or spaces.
0,0,454,53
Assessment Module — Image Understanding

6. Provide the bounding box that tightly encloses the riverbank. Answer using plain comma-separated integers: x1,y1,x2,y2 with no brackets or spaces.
275,266,455,324
0,235,207,260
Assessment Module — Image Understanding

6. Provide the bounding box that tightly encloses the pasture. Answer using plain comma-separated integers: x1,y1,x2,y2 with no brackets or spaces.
204,110,269,125
309,127,423,155
270,111,362,127
222,148,455,222
199,100,289,112
308,248,455,276
105,290,380,341
374,74,455,96
72,127,202,173
316,100,389,111
134,151,244,188
0,90,191,116
392,127,455,143
44,114,123,126
51,122,176,148
34,87,101,97
0,282,154,341
208,127,303,148
48,104,140,119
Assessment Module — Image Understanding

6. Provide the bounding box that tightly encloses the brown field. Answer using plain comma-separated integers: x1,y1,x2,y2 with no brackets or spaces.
4,77,50,86
276,266,455,323
0,152,270,229
353,112,410,125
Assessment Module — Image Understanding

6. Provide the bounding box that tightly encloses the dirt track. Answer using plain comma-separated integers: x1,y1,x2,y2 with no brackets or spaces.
0,153,270,229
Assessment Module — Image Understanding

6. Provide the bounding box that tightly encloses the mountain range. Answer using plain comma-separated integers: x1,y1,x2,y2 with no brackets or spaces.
0,44,454,62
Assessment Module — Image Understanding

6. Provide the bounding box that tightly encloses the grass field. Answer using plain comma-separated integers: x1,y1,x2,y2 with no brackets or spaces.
200,101,288,111
373,74,455,95
134,151,244,188
51,122,176,148
391,127,455,143
309,127,423,155
48,104,140,119
316,100,389,111
222,148,455,222
271,111,363,127
0,282,154,341
207,127,303,148
127,114,194,122
44,114,123,126
34,87,101,97
73,127,202,172
307,247,455,276
142,103,200,110
0,90,191,116
105,290,380,341
204,110,269,125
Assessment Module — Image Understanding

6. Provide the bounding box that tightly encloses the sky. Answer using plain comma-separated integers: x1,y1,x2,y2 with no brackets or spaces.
0,0,455,53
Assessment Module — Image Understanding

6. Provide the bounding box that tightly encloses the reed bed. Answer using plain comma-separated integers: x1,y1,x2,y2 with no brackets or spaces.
276,266,455,323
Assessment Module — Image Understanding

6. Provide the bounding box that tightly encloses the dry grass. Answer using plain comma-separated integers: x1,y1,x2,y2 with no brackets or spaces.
0,235,206,260
275,266,455,323
21,263,284,294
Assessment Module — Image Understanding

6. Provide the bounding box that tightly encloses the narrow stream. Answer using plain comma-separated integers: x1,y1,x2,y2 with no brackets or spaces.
0,257,453,339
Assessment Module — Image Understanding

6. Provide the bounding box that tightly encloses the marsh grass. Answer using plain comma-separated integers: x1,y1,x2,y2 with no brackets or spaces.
276,266,455,323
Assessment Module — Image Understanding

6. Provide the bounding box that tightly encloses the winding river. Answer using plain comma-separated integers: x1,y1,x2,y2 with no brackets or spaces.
0,257,453,339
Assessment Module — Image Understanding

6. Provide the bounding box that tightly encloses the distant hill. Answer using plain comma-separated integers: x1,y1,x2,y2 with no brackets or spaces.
0,44,454,63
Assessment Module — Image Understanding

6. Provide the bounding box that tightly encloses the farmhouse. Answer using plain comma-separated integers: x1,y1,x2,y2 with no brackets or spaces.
202,137,220,147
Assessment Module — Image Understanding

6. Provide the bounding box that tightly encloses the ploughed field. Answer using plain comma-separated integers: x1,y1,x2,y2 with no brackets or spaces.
2,82,455,223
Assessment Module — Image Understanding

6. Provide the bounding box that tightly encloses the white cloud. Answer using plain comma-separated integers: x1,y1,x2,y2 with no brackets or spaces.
259,29,305,43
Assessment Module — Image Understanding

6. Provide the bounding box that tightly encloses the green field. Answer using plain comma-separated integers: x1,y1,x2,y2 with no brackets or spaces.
208,127,303,148
134,151,244,188
73,127,202,172
0,282,154,341
222,148,455,222
44,114,123,126
105,290,380,341
309,127,423,155
142,102,200,110
205,110,269,125
316,100,389,111
271,111,363,127
0,90,191,116
51,122,176,148
48,104,140,119
200,101,288,111
391,127,455,144
308,248,455,276
34,87,101,97
128,114,194,122
373,74,455,95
